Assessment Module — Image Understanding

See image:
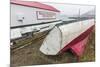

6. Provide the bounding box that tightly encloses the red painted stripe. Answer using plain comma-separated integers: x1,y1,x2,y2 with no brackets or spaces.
59,25,94,54
70,36,89,56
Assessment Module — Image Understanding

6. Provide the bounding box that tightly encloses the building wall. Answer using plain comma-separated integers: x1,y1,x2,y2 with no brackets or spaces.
11,4,60,27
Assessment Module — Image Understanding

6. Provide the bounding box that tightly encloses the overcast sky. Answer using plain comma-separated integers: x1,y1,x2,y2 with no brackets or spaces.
43,2,95,16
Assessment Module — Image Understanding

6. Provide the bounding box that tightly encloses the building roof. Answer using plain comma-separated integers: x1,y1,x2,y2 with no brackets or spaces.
11,0,60,12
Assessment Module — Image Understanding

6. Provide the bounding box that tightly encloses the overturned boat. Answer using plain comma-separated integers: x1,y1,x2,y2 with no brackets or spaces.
40,18,95,56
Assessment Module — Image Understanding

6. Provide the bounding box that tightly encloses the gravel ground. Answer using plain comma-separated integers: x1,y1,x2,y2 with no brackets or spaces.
10,29,95,67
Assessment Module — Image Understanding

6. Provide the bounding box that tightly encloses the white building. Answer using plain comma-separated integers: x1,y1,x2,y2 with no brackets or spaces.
11,0,61,40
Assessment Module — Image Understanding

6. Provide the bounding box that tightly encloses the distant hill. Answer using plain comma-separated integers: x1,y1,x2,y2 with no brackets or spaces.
68,9,95,20
80,10,95,18
58,14,77,21
58,9,95,22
